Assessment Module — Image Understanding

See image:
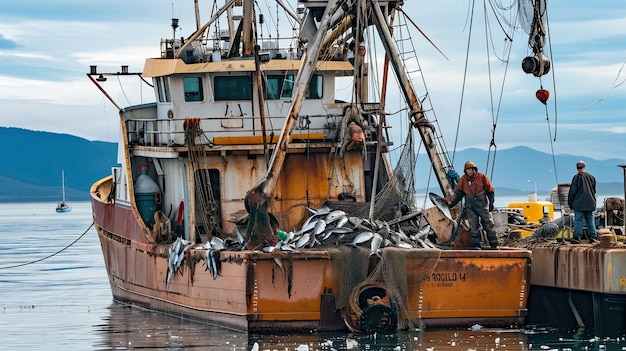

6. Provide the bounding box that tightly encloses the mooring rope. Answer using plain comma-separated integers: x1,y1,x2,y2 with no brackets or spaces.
0,223,94,270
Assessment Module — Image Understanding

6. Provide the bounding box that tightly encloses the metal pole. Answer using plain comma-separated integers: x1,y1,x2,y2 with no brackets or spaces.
617,164,626,235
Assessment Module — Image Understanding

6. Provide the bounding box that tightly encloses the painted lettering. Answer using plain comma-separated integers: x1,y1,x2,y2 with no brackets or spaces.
431,272,457,282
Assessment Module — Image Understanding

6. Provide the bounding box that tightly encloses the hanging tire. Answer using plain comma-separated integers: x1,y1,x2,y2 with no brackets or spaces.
342,282,397,334
359,303,397,334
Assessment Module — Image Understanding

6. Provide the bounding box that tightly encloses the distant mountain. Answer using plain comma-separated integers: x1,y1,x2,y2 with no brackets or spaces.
0,127,117,202
0,127,622,202
424,146,625,196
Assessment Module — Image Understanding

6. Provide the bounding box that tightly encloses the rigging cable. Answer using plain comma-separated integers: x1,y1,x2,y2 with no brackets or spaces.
0,223,94,270
544,8,561,187
482,0,498,180
583,60,626,110
483,0,515,181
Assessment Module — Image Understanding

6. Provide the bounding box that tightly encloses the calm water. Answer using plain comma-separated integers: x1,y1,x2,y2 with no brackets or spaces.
1,201,626,350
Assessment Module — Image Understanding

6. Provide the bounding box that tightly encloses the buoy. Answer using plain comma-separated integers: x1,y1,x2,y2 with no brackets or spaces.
536,89,549,105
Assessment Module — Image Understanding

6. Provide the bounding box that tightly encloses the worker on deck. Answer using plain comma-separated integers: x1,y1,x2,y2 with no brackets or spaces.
446,161,498,250
567,160,599,244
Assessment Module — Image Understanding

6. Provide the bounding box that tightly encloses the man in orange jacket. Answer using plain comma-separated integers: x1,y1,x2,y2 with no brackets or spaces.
447,161,498,250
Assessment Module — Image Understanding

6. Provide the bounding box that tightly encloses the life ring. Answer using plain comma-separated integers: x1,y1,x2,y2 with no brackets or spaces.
154,192,162,205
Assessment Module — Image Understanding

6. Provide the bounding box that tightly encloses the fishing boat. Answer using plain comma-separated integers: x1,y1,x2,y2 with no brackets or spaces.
87,0,536,333
55,170,71,213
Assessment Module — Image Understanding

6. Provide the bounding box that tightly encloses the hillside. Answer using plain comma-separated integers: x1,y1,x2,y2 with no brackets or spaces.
0,127,117,202
446,146,625,196
0,127,623,202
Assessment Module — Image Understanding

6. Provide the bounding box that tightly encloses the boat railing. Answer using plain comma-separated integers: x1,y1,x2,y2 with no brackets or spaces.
125,113,346,148
161,36,303,63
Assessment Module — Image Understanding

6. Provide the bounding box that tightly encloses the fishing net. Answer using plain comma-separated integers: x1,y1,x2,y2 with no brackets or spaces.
327,245,440,331
338,130,419,222
184,118,223,239
364,247,440,330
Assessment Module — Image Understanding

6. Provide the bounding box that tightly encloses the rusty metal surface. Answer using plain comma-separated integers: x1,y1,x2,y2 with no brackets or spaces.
96,219,532,332
530,243,626,294
415,252,531,322
92,171,533,331
91,178,152,245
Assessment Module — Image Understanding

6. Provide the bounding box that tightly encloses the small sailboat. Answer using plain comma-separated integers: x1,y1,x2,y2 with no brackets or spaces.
55,170,71,213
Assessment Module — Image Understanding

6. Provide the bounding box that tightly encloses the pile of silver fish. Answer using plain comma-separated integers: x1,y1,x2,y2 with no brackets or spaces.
166,235,238,283
204,236,225,280
165,205,437,283
263,205,436,256
166,237,193,284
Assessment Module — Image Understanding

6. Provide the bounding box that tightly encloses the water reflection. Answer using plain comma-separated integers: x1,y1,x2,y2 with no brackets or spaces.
250,328,529,351
95,302,536,350
93,303,250,350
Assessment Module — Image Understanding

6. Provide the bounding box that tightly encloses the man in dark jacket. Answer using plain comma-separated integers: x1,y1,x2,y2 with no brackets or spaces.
447,161,498,250
567,161,598,244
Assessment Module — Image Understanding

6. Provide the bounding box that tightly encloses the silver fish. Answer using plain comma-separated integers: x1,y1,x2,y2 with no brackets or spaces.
208,236,225,250
285,231,296,243
167,238,187,284
348,216,364,228
414,224,431,241
204,249,213,273
313,219,327,236
308,236,321,248
175,242,192,270
322,226,353,241
210,250,220,279
328,226,353,234
299,218,317,234
351,231,374,247
307,205,331,217
325,210,346,224
295,232,312,248
396,241,414,249
429,192,453,220
236,227,245,244
205,248,219,279
360,218,376,230
280,243,300,253
370,233,383,257
335,216,349,228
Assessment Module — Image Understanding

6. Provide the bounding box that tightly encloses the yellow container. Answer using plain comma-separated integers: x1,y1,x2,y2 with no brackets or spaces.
508,201,554,223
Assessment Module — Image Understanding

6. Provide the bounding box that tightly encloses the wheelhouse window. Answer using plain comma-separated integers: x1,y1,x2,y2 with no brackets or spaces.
308,74,323,99
214,76,252,101
183,77,204,102
265,74,294,99
156,76,172,102
264,73,322,100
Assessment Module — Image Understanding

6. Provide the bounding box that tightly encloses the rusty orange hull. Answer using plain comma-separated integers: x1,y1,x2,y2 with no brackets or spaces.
92,192,531,332
415,250,530,327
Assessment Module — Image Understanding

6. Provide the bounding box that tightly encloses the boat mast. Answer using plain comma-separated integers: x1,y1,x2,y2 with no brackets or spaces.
369,0,455,196
244,0,344,247
254,0,342,198
175,0,238,59
61,170,66,202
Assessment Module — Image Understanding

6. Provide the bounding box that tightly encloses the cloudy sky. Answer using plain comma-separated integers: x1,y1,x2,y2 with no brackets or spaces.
0,0,624,163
